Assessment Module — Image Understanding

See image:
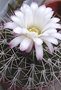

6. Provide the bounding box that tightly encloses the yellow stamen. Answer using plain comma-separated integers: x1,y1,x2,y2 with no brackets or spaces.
28,26,40,34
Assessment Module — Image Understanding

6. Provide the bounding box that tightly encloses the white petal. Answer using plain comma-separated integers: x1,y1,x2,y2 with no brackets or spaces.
22,28,29,34
20,4,33,27
21,4,30,12
24,9,33,27
20,38,32,51
40,33,49,37
15,10,23,18
46,11,54,19
43,29,57,34
45,7,52,14
52,33,61,40
43,23,61,31
37,5,46,19
11,16,24,27
13,27,22,34
33,38,43,45
9,36,24,48
37,5,46,22
44,41,54,54
30,2,38,12
14,10,24,26
21,4,33,28
4,22,17,29
27,32,38,38
26,42,33,53
51,17,60,23
34,13,42,29
34,5,50,28
13,27,28,34
43,37,58,45
38,5,46,13
35,44,43,60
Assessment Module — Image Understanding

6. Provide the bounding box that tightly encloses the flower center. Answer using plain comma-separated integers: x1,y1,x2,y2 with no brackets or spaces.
28,26,40,34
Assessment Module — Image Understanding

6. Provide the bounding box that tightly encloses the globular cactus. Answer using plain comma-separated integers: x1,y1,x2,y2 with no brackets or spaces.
0,0,61,90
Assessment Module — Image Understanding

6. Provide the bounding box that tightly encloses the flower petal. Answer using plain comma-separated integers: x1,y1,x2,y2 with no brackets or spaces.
21,4,30,12
27,32,38,38
44,41,54,54
43,37,58,45
21,4,33,27
24,10,33,28
13,27,28,34
9,36,24,48
14,10,24,26
11,16,24,27
33,38,43,45
20,38,32,51
15,10,24,18
52,33,61,40
38,5,46,13
45,7,52,14
43,29,57,34
13,27,22,34
34,5,50,28
51,17,60,23
46,11,54,19
43,23,61,31
26,42,33,53
35,44,43,61
30,2,38,13
4,22,17,29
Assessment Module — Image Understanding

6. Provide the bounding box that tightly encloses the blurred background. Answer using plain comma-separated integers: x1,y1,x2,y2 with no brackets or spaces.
0,0,51,22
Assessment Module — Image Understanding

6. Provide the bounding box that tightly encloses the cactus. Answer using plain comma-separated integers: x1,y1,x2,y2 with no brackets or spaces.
0,27,61,90
0,0,61,90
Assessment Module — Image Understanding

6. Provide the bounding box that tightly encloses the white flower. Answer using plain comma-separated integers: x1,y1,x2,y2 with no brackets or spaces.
5,3,61,61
